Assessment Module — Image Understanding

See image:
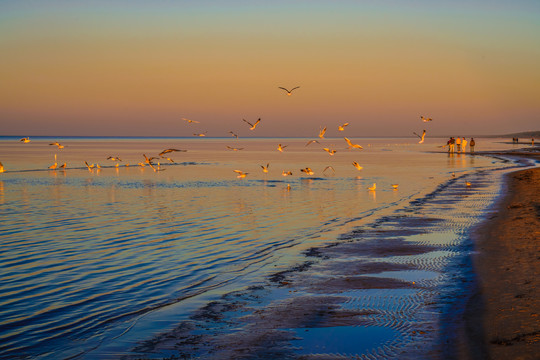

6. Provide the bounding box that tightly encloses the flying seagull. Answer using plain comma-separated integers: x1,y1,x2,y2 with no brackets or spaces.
323,148,337,155
49,142,64,149
352,161,363,170
243,118,261,130
344,137,363,149
278,86,300,96
413,130,426,144
159,149,186,156
305,140,320,147
277,144,288,152
300,167,314,176
182,117,200,124
421,116,432,122
319,126,327,139
20,137,30,143
323,166,335,175
229,131,238,138
233,170,248,178
261,163,270,173
338,123,349,131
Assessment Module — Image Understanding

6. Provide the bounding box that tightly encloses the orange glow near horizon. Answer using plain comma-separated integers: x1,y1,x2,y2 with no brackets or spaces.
1,2,539,137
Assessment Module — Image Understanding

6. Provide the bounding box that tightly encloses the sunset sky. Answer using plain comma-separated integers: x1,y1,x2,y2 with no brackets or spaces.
1,1,539,137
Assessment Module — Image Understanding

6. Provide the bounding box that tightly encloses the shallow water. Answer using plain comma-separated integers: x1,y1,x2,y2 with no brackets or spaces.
0,136,528,359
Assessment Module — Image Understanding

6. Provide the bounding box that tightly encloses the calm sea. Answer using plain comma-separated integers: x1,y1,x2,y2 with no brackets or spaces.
0,136,528,359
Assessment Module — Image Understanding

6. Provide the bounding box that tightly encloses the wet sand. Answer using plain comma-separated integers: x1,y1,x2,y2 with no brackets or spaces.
461,157,540,359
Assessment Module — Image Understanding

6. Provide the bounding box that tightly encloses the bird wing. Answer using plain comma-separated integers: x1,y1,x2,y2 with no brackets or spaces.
251,118,261,129
243,119,253,127
323,166,335,173
290,86,300,91
278,87,290,92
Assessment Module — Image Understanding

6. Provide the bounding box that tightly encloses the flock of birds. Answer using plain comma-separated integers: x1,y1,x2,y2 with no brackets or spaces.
1,86,440,191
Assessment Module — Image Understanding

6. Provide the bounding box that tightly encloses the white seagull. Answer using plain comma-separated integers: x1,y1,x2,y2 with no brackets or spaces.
277,144,288,152
300,167,314,176
243,118,261,130
233,170,248,179
413,130,426,144
344,137,363,149
319,126,327,139
323,148,337,156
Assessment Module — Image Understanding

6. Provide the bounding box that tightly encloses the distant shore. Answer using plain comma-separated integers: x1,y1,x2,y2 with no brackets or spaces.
458,150,540,359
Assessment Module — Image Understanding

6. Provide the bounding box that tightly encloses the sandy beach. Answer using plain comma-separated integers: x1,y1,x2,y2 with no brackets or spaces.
460,153,540,359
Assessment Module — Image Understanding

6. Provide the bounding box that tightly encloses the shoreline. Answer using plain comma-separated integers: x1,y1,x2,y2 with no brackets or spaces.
459,156,540,359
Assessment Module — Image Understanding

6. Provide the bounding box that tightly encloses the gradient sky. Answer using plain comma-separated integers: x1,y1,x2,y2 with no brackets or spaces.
1,1,539,137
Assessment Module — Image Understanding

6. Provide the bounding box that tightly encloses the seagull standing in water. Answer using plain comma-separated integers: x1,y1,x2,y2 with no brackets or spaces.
368,183,377,191
49,154,58,169
278,86,300,96
0,161,4,173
